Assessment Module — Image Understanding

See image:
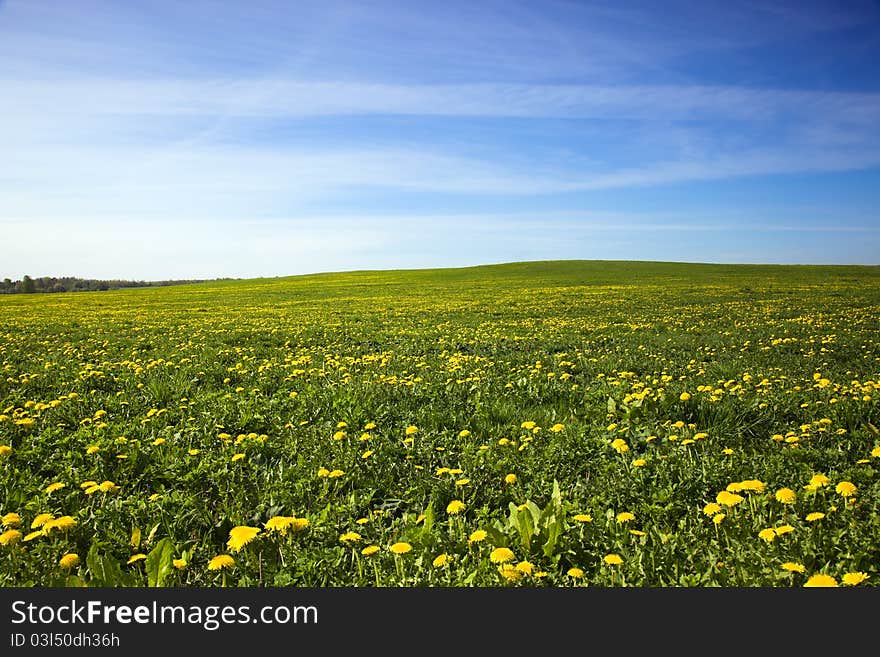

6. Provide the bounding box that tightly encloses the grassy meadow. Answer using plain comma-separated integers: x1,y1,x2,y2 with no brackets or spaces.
1,260,878,587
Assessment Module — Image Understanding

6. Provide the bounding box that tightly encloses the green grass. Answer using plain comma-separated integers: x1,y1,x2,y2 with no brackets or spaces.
1,260,878,587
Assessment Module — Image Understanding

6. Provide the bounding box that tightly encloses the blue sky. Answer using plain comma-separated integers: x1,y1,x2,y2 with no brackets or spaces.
1,0,879,279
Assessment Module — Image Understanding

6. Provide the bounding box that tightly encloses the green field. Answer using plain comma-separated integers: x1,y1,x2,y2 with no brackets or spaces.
1,260,878,587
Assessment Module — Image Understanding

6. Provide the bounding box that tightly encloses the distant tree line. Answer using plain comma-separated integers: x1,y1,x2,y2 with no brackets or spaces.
0,275,227,294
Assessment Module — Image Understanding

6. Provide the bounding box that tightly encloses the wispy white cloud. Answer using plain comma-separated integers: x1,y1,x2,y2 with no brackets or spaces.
4,78,880,123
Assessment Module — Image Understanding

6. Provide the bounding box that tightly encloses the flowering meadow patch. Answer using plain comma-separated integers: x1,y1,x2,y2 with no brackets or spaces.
0,261,877,586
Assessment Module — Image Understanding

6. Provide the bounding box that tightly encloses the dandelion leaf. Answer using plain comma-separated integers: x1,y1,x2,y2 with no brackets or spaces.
86,543,124,586
146,537,175,587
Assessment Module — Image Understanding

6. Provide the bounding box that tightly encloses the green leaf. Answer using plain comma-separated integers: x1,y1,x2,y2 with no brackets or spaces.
421,501,434,538
145,522,161,547
525,501,543,528
145,537,175,587
542,515,563,558
86,543,123,586
517,507,535,551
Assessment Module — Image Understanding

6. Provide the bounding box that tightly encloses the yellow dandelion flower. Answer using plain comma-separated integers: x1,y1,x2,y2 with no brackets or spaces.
0,445,12,458
290,518,309,532
804,473,831,490
389,542,412,555
328,469,345,478
59,553,80,569
339,531,362,543
207,554,235,571
775,488,797,504
226,526,260,552
804,574,838,587
432,553,451,567
739,479,766,493
0,529,22,546
616,512,635,524
572,514,593,523
842,572,869,586
361,545,380,556
23,530,44,542
679,392,691,401
603,554,623,566
871,446,880,458
454,478,470,486
758,528,776,542
632,458,647,467
98,481,119,493
716,491,744,507
521,421,536,430
2,512,21,527
498,563,523,582
781,562,805,573
712,513,726,524
264,516,298,535
45,482,65,494
489,547,515,564
805,512,825,522
468,529,487,544
405,425,419,436
567,567,585,578
446,500,466,515
127,553,147,565
550,424,565,433
504,473,517,485
515,561,534,575
775,524,795,536
835,481,857,497
231,453,245,462
86,445,100,455
458,429,471,438
693,432,708,440
173,559,187,570
317,467,330,477
31,513,54,529
702,503,722,516
43,516,76,533
611,438,629,454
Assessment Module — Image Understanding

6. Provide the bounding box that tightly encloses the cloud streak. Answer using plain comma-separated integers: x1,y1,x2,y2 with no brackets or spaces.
5,78,880,124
